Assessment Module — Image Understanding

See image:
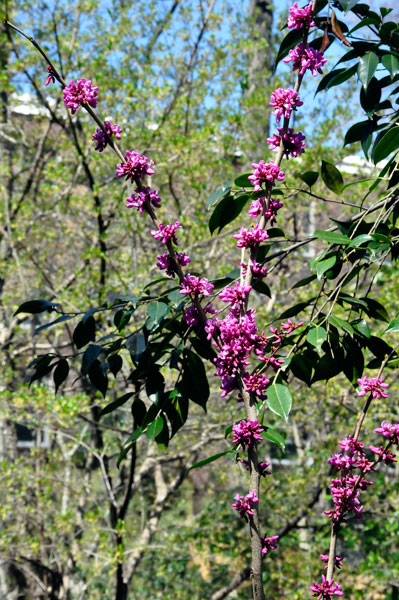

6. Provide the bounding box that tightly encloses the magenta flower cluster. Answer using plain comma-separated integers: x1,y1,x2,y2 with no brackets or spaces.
310,575,343,600
287,1,315,30
267,127,306,159
126,187,162,213
232,490,259,519
151,221,181,245
357,376,389,399
116,150,155,183
92,121,122,152
262,535,279,556
234,224,269,248
232,419,264,451
63,78,98,114
283,42,327,77
269,88,303,123
248,160,285,191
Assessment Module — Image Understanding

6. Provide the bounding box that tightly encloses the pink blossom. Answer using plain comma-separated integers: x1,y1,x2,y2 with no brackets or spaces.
261,534,279,555
126,187,161,212
232,419,264,450
369,445,397,464
219,282,252,305
63,78,98,114
232,490,259,519
310,575,343,599
338,435,364,455
243,372,270,397
182,304,216,327
234,224,269,248
45,66,55,86
248,160,284,191
92,121,122,152
375,421,399,445
287,2,315,30
248,197,283,224
267,127,306,159
151,221,181,245
283,43,327,77
320,555,343,570
116,150,155,183
156,251,190,277
357,376,389,399
269,88,303,123
180,274,214,297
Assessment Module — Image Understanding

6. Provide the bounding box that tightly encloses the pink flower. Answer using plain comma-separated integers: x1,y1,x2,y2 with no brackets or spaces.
269,88,303,123
369,445,397,464
248,160,284,191
357,376,389,399
375,421,399,445
183,304,216,327
287,2,315,30
310,575,343,599
126,187,161,212
232,490,259,519
234,224,269,248
45,66,55,86
92,121,122,152
232,419,264,450
180,274,214,297
267,127,306,159
283,43,327,77
151,221,181,245
63,78,98,114
243,372,270,397
116,150,155,183
156,251,190,277
261,534,279,555
219,282,252,305
320,555,343,570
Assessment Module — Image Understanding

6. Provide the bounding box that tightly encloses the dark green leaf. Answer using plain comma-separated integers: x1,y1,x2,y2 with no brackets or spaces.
381,53,399,77
132,398,147,426
82,344,103,375
53,359,69,393
145,368,165,403
296,170,319,187
357,52,379,89
328,315,355,336
289,354,312,386
29,362,55,385
146,302,171,331
88,361,108,397
181,350,209,410
313,230,350,245
316,64,357,93
252,280,271,298
234,173,252,187
114,308,133,331
14,299,59,316
279,300,314,319
266,384,292,421
207,187,228,208
353,319,371,338
73,316,95,349
108,353,123,377
306,326,327,350
208,194,249,234
125,332,147,363
100,392,134,417
189,449,234,471
362,298,389,323
316,255,337,280
344,120,372,145
34,314,74,335
291,274,317,289
383,320,399,334
274,28,303,69
321,160,344,194
373,127,399,164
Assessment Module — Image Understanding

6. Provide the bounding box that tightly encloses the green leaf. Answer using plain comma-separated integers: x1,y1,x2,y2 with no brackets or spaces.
145,368,165,403
208,194,249,234
344,120,372,146
132,398,147,426
34,314,74,335
381,53,399,77
373,127,399,164
296,170,319,187
252,280,271,298
353,319,371,339
181,350,209,410
145,416,164,440
266,384,292,421
316,64,357,93
88,361,108,397
316,255,337,280
82,344,103,375
108,354,123,377
383,320,399,334
362,298,389,323
339,0,361,12
14,299,59,316
274,28,303,69
234,172,252,187
357,52,379,89
100,392,134,417
313,230,350,245
291,274,317,289
279,300,314,319
321,161,344,194
53,359,69,393
73,316,95,349
347,234,374,247
125,332,147,363
188,449,234,471
264,427,286,450
306,326,327,350
328,315,355,336
114,308,133,331
289,354,312,386
146,302,171,331
207,187,228,208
